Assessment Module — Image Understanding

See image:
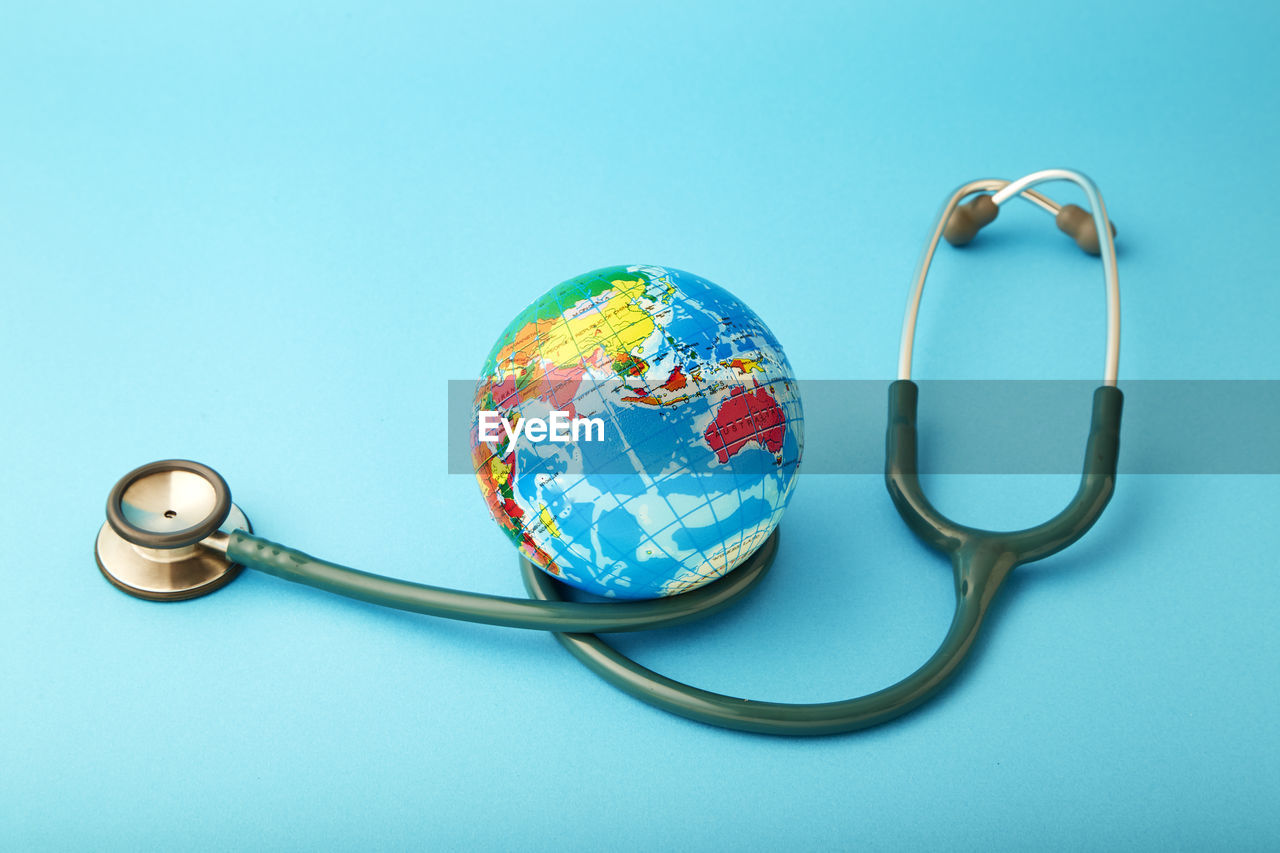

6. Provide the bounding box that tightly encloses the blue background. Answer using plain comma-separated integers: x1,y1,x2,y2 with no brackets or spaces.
2,1,1277,849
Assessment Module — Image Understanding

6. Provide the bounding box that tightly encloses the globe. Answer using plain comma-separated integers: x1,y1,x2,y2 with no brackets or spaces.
470,265,803,599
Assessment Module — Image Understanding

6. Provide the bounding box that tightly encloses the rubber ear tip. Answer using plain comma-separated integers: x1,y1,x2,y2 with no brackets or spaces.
943,195,999,247
1056,203,1117,255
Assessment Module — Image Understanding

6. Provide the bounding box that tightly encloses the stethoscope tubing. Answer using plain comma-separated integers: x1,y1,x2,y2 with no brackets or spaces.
227,526,778,634
519,538,991,736
517,379,1121,736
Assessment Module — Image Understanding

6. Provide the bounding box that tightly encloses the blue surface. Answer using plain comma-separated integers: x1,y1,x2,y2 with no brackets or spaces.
2,1,1278,849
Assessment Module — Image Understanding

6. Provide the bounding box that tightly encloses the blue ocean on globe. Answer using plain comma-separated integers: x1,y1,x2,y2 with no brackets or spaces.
471,264,803,599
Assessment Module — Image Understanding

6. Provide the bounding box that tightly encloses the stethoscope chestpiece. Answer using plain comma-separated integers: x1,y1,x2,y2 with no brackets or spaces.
95,459,252,601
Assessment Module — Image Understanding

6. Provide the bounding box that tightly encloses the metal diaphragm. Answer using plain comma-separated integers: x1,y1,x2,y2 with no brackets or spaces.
96,460,251,601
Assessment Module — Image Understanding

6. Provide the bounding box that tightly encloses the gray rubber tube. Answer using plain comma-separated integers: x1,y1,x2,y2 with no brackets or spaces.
520,552,992,736
516,382,1122,736
226,383,1120,736
226,529,777,633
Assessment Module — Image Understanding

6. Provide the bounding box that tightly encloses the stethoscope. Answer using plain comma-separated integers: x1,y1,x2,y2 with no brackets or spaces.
95,167,1122,736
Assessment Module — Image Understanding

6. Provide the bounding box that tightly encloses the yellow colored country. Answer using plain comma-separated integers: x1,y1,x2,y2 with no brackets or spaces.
494,278,655,371
538,504,562,538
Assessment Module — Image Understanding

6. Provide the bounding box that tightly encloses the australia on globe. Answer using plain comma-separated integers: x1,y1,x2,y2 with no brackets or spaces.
470,265,803,599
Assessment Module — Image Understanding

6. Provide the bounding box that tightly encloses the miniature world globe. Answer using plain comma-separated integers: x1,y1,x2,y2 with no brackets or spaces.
471,265,803,599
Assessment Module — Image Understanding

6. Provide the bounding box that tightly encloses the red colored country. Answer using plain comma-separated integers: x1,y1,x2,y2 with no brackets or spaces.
704,385,786,463
662,364,688,391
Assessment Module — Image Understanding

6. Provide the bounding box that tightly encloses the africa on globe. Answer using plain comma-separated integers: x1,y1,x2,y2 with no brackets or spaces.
470,265,803,600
